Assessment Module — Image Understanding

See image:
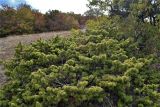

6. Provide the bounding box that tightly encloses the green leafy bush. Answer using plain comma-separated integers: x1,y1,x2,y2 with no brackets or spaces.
0,30,159,107
86,16,160,56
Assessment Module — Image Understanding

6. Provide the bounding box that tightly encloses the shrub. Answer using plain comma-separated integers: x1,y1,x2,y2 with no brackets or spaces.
33,10,46,33
0,31,159,106
45,11,79,31
15,4,34,34
0,6,16,37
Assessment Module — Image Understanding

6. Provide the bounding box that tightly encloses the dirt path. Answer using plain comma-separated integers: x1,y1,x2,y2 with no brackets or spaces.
0,31,70,86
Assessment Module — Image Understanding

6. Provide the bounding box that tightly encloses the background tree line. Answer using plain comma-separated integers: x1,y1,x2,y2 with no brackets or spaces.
0,4,93,37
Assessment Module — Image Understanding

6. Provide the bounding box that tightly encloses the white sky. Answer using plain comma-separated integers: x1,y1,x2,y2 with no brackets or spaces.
26,0,89,14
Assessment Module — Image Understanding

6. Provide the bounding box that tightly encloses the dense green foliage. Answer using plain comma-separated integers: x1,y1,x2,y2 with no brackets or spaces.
0,28,160,106
87,0,160,55
0,4,90,37
88,0,160,25
86,16,160,56
1,1,160,107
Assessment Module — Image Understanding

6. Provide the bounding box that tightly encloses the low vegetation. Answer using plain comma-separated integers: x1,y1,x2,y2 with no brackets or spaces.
0,29,159,106
0,0,160,107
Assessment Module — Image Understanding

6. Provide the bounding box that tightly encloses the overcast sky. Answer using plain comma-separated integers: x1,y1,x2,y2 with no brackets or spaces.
0,0,89,14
